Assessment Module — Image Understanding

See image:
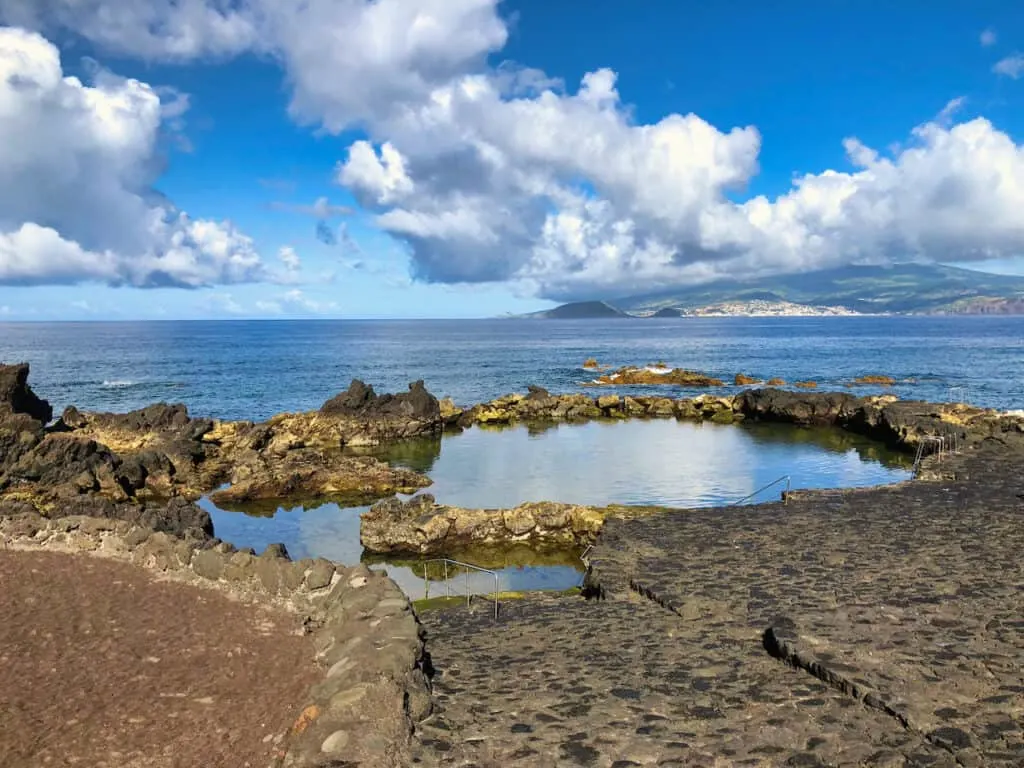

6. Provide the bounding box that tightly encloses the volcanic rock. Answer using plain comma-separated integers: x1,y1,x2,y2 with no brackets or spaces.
321,379,440,422
0,363,52,424
591,365,724,387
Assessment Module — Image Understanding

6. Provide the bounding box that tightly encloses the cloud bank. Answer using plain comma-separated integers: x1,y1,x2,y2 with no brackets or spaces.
0,26,264,287
3,1,1024,299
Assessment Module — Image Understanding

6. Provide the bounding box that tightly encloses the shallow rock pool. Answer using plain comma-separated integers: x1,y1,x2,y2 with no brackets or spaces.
201,419,912,598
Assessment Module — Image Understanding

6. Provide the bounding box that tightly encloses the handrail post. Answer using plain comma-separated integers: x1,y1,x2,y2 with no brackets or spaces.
732,474,793,507
420,557,501,620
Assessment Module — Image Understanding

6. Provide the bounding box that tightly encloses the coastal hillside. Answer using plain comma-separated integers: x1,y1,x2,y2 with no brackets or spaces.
613,263,1024,315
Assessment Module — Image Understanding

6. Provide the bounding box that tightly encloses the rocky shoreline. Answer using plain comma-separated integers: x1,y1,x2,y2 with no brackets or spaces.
4,360,1024,766
362,386,1020,555
1,366,442,538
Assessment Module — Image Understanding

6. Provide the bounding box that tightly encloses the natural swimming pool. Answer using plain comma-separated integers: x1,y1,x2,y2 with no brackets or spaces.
201,419,912,598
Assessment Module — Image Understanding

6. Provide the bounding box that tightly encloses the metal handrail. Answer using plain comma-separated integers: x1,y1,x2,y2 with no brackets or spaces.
731,474,792,506
577,544,595,588
912,432,960,476
421,558,500,620
579,545,594,567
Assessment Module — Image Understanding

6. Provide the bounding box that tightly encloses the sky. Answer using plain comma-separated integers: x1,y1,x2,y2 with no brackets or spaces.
0,0,1022,320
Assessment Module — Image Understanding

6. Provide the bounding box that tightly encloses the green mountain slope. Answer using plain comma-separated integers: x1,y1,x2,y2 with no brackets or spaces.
614,264,1024,315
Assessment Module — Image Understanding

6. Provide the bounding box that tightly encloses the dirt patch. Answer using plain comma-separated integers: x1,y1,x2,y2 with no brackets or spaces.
0,549,318,768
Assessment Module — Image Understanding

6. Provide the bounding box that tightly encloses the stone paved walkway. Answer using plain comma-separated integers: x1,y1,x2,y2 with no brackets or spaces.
411,445,1024,767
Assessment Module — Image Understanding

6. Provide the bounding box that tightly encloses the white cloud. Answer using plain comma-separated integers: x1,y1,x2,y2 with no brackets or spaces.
281,288,336,314
1,0,508,129
278,245,300,271
7,3,1024,300
936,96,966,125
338,142,416,205
255,299,283,314
0,304,11,315
252,289,340,316
980,29,997,47
994,53,1024,79
0,26,264,288
199,291,244,315
0,0,257,60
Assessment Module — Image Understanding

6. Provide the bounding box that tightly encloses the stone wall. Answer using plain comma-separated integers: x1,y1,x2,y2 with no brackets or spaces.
0,513,432,768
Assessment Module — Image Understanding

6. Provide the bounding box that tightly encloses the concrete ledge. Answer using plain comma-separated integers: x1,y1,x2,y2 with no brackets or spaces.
0,513,432,768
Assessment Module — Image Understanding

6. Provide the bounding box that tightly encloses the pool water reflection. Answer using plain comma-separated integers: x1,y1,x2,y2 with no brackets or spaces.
202,419,911,598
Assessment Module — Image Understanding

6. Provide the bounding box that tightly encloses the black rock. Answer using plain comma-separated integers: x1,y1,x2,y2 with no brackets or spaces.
320,379,440,421
0,363,52,424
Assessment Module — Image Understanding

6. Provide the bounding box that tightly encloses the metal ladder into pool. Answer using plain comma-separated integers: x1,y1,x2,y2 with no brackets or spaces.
912,432,961,477
420,558,500,620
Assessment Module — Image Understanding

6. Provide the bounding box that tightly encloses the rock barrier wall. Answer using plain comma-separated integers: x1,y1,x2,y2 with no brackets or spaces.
0,513,432,768
361,494,607,555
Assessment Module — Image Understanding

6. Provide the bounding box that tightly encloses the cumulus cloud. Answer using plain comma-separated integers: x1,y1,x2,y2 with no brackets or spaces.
257,289,336,315
278,245,300,271
282,288,336,314
993,53,1024,79
199,292,244,315
980,29,996,47
0,26,264,288
8,1,1024,300
0,0,257,60
1,0,508,128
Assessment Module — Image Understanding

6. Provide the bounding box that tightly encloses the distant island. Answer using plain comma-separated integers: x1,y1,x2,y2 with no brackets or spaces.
518,301,631,319
512,263,1024,318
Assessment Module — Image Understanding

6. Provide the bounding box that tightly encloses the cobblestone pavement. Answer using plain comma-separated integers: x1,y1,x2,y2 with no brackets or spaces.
411,446,1024,767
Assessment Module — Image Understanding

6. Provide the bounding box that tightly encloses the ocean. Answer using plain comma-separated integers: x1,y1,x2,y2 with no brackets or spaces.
0,316,1020,419
5,316,998,595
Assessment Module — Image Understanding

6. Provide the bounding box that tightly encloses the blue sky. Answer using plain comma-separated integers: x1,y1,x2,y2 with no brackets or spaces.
0,0,1022,319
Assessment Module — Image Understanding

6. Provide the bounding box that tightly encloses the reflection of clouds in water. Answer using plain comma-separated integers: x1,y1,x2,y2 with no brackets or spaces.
293,504,366,563
208,420,910,599
422,421,758,508
383,564,581,600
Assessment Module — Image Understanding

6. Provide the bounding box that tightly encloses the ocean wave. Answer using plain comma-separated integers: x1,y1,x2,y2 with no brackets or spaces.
98,379,186,390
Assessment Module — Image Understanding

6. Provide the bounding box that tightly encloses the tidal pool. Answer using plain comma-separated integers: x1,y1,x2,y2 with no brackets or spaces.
202,419,912,598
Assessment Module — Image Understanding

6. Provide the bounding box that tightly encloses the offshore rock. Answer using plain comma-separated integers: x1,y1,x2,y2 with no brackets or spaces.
320,379,440,422
850,374,897,386
0,363,52,424
590,365,724,387
360,494,607,554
